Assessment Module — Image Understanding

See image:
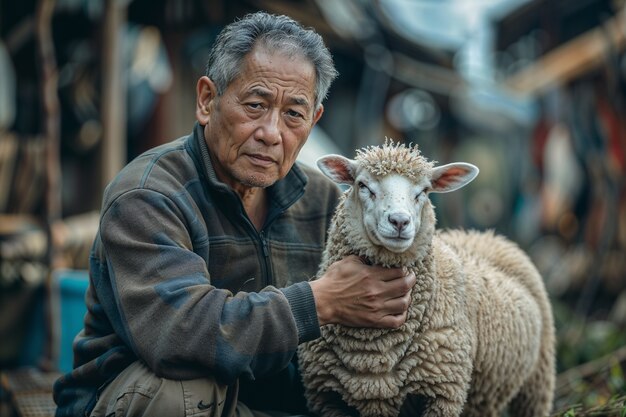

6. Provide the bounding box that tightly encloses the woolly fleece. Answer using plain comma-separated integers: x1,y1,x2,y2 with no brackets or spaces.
298,142,556,417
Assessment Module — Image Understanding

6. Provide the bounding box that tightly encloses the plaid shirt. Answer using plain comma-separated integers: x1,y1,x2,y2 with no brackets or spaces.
53,123,341,416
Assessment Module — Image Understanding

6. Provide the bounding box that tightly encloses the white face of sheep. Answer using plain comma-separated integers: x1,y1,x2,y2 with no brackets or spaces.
317,155,479,253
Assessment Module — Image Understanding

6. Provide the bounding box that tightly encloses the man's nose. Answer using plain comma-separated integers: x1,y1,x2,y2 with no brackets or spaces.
256,110,282,145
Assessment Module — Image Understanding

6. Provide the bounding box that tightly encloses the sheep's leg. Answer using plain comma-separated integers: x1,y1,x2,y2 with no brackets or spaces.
399,366,471,417
508,378,553,417
460,406,501,417
418,396,465,417
507,342,555,417
404,327,473,417
399,396,464,417
398,394,427,415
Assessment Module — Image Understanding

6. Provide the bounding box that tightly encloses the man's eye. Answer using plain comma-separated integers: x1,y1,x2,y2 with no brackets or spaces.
287,109,303,118
248,103,263,110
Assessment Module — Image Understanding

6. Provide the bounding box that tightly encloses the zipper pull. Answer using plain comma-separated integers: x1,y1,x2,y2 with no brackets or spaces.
260,232,269,257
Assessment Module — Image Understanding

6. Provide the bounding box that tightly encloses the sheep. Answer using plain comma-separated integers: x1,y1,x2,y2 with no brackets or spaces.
298,140,556,417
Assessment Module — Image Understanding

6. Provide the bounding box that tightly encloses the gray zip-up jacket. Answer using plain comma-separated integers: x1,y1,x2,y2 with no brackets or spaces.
53,123,341,416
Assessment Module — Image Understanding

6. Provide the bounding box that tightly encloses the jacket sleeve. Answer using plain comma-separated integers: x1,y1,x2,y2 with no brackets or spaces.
99,188,302,384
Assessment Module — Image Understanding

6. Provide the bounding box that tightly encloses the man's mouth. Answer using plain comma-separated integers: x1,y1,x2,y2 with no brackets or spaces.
247,153,276,166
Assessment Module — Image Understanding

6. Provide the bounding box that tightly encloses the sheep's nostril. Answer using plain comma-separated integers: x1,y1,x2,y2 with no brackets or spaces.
389,213,411,232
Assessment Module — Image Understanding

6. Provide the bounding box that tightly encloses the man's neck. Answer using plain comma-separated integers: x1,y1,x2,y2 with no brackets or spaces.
237,187,268,231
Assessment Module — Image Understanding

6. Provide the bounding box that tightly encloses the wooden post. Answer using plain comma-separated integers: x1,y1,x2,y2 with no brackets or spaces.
505,9,626,95
99,0,127,200
36,0,61,246
35,0,61,370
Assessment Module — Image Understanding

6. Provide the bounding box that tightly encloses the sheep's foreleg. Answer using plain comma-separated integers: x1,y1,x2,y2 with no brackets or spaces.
420,397,466,417
406,327,473,417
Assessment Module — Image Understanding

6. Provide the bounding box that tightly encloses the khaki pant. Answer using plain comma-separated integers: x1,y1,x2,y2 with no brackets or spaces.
89,361,309,417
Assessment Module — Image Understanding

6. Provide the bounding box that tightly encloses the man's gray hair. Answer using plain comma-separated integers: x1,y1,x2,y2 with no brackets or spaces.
206,11,338,110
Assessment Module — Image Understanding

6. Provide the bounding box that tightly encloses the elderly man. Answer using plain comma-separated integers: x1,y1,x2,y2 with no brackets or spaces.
54,12,415,417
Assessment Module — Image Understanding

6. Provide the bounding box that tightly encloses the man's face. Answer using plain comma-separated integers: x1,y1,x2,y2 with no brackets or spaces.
196,45,323,193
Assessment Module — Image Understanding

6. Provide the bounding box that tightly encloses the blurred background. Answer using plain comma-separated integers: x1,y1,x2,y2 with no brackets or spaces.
1,0,625,416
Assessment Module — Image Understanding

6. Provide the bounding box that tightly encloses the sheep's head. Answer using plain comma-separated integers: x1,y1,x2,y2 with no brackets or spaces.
317,141,478,255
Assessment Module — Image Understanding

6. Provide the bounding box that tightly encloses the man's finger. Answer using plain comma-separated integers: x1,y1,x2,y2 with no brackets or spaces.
385,287,413,312
372,311,408,329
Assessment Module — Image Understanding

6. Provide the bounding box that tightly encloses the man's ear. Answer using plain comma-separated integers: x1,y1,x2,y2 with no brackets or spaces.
316,154,356,185
312,104,324,126
196,76,217,125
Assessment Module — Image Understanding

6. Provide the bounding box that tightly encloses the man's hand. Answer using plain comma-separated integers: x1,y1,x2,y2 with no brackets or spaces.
309,255,416,329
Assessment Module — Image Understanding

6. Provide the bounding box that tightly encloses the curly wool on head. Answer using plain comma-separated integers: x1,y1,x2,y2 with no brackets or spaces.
355,139,435,182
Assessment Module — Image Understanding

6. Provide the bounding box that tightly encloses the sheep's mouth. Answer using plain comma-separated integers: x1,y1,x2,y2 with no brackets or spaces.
380,230,414,241
366,224,414,252
388,235,411,241
377,234,415,252
377,226,413,237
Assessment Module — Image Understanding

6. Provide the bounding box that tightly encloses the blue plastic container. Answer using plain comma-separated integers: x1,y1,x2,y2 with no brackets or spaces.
51,269,89,373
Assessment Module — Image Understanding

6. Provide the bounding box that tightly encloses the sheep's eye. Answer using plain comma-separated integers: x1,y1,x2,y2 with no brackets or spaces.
358,182,376,198
415,190,426,201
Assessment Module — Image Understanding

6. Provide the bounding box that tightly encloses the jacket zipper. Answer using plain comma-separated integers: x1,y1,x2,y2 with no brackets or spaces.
258,230,273,288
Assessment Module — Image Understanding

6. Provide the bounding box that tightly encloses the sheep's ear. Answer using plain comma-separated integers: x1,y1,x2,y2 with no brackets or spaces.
316,155,356,185
430,163,479,193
